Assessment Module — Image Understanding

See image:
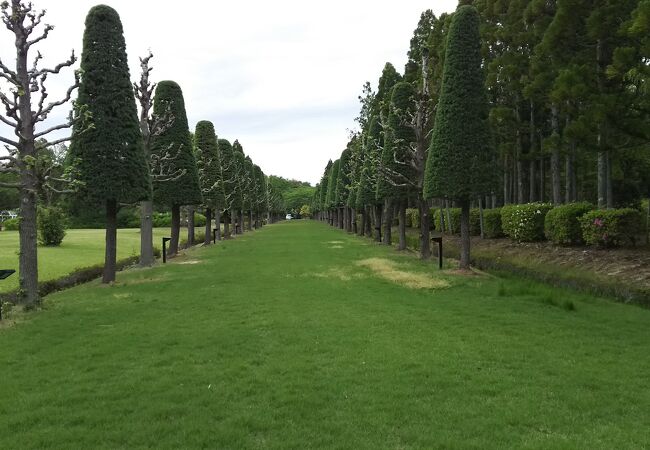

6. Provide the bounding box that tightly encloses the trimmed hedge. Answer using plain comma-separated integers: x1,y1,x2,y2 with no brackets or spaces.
544,202,593,245
431,207,481,235
482,208,503,238
580,208,644,247
502,203,554,242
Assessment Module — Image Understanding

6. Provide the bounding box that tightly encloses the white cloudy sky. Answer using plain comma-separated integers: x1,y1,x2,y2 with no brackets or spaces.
1,0,457,185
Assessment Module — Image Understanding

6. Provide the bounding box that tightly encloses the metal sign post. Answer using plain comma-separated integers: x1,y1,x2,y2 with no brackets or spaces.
162,237,171,263
431,237,443,270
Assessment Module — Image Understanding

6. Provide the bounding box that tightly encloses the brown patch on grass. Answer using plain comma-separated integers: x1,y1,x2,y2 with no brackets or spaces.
113,293,132,299
356,258,449,289
176,260,201,265
444,268,485,277
326,241,345,244
308,268,365,282
329,245,344,249
115,276,167,287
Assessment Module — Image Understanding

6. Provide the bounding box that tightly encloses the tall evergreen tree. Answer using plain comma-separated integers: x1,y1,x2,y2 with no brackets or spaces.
150,80,201,255
217,138,236,237
194,121,219,245
423,5,495,270
69,5,150,283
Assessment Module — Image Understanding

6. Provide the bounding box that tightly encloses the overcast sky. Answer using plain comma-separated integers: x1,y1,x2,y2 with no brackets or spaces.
1,0,457,185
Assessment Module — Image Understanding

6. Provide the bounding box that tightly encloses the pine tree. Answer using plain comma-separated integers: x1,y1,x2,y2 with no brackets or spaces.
336,147,353,230
325,159,340,225
423,5,495,270
69,5,150,283
150,80,202,255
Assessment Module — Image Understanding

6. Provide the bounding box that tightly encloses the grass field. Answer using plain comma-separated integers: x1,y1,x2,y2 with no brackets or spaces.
1,220,649,448
0,227,205,293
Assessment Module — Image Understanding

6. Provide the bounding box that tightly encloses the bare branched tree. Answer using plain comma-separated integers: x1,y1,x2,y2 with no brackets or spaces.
0,0,80,306
132,51,184,266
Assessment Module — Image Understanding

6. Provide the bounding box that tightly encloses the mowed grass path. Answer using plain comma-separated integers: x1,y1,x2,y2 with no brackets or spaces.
0,228,203,292
1,221,649,448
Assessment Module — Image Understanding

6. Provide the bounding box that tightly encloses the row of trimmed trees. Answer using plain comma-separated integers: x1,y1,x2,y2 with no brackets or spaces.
0,2,273,307
312,0,649,269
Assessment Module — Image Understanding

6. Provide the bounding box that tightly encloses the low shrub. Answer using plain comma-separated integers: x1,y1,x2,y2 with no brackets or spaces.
2,217,19,230
117,207,140,228
482,208,503,238
580,208,644,247
193,213,207,228
544,202,594,245
431,207,480,235
38,206,67,246
152,212,172,227
406,208,419,228
432,208,461,234
501,203,554,242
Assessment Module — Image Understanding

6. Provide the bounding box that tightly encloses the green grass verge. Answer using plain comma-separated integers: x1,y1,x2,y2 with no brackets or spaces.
0,227,205,293
1,221,649,448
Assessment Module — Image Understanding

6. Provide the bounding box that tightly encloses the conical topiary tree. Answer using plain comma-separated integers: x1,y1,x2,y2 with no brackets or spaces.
194,121,219,245
150,80,202,256
69,5,151,283
423,5,496,269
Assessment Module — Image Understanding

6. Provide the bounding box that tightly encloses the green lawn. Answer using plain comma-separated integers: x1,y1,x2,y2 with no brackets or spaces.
1,220,649,448
0,227,205,293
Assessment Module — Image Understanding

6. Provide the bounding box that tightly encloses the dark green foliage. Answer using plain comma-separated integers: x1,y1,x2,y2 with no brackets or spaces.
37,207,67,247
406,208,419,228
194,121,220,208
151,81,202,207
482,208,504,238
217,139,236,211
231,140,245,210
423,5,495,201
318,161,332,211
378,82,417,201
2,218,19,231
502,203,554,242
336,148,352,206
545,202,594,245
253,165,266,214
580,208,644,247
356,118,381,208
325,160,340,208
152,212,172,228
69,5,150,206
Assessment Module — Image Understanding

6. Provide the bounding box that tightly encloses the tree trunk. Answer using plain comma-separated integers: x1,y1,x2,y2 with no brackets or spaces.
606,151,613,209
103,199,118,283
516,105,525,204
18,182,39,306
240,210,245,233
478,197,485,239
550,105,562,205
397,201,406,251
358,208,365,236
445,200,453,234
529,100,537,202
374,204,382,242
459,199,471,270
529,159,537,203
503,155,510,205
351,208,357,234
187,206,195,247
204,207,212,245
215,209,221,240
539,155,546,203
170,204,181,256
248,211,253,231
382,198,392,245
365,206,372,237
439,204,445,233
223,211,230,237
418,197,431,259
139,200,154,266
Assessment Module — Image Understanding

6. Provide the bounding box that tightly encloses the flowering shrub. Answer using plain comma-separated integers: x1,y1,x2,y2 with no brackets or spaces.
501,203,554,242
544,202,594,245
580,208,644,247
